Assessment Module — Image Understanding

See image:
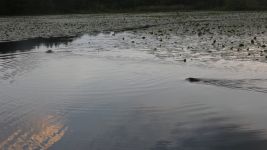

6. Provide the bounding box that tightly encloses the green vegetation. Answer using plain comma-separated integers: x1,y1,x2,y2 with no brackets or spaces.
0,0,267,15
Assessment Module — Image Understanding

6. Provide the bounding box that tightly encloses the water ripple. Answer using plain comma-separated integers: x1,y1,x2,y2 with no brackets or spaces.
187,77,267,93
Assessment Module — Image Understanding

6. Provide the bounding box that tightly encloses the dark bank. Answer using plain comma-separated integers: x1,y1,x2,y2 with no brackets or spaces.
1,0,267,15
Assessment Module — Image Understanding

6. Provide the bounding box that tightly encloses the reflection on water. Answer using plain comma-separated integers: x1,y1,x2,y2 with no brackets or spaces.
0,36,76,54
0,115,67,150
1,35,267,150
0,36,77,82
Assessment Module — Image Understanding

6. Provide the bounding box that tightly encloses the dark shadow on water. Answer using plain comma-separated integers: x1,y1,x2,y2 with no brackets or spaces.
152,122,267,150
186,77,267,93
152,114,267,150
0,36,77,54
150,101,267,150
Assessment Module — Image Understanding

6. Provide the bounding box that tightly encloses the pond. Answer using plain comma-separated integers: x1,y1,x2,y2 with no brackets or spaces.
1,12,267,150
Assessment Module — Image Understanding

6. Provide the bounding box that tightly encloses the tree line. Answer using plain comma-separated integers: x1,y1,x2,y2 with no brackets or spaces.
0,0,267,15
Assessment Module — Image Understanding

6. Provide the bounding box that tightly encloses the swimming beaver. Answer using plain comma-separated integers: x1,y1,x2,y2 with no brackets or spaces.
46,50,53,53
186,77,201,82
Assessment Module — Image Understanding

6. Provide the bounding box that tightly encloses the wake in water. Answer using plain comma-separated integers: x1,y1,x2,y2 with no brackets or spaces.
186,78,267,93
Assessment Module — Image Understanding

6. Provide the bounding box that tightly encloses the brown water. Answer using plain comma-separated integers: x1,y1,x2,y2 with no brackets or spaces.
1,14,267,149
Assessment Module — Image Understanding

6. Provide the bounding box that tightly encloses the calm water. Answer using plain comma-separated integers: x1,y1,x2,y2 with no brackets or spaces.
1,33,267,150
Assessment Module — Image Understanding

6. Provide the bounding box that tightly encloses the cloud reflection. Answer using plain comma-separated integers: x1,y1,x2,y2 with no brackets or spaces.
0,115,67,150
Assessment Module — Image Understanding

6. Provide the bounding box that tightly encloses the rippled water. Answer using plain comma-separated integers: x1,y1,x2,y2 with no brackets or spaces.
1,31,267,150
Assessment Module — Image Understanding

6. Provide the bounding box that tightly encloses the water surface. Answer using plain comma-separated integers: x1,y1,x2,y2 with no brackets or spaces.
1,14,267,149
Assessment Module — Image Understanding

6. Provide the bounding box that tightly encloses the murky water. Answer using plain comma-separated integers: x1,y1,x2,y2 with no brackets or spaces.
1,13,267,150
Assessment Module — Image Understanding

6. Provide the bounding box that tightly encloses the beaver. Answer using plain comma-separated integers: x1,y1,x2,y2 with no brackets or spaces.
186,77,201,82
